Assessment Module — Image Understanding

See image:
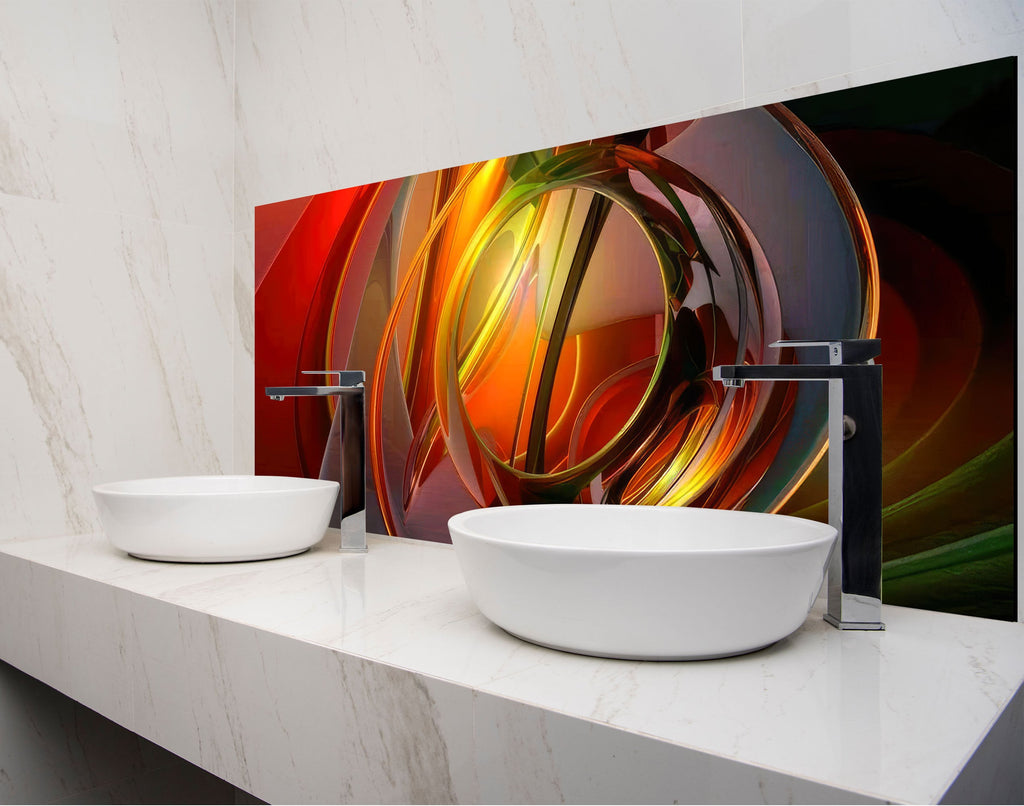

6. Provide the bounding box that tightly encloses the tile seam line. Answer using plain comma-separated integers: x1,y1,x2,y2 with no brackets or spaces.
231,0,238,476
739,0,745,102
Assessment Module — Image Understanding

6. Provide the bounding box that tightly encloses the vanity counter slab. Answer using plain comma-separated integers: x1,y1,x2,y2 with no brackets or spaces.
0,531,1021,804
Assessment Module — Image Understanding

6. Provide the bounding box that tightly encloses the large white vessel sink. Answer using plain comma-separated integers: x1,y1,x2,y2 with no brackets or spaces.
448,504,837,660
93,476,339,562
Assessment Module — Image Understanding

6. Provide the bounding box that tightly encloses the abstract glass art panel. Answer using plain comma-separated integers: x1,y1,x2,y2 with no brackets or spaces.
255,57,1016,621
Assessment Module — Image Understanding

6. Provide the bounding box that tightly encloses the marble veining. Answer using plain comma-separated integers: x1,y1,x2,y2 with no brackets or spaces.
0,194,232,540
1,0,235,540
233,0,746,213
0,0,234,227
0,532,1020,803
118,223,222,468
0,198,99,537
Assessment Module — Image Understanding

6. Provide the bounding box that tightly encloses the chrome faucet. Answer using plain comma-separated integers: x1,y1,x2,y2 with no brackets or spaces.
266,370,367,553
713,339,884,630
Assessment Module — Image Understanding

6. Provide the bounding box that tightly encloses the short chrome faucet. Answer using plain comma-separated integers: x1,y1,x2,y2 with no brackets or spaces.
713,339,884,630
266,370,367,553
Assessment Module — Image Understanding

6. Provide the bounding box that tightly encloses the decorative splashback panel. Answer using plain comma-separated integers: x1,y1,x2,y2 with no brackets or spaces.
256,58,1016,621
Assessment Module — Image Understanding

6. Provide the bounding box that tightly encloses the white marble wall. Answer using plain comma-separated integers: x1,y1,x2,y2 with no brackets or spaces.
233,0,1024,619
0,1,237,803
0,0,236,542
233,0,1024,210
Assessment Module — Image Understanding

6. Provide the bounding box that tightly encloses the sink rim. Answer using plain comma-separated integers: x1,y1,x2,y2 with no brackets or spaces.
93,474,339,497
448,503,837,556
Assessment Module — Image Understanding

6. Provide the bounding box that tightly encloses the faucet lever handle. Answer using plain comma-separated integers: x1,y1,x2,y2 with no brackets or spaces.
302,370,366,387
302,370,341,384
770,339,880,365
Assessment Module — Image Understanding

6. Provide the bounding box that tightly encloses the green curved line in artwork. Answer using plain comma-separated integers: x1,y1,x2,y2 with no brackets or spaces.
880,433,1014,561
881,524,1015,620
882,434,1014,521
882,524,1014,581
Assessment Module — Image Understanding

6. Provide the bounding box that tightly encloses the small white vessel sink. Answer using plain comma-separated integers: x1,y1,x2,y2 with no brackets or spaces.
448,504,837,660
93,475,339,563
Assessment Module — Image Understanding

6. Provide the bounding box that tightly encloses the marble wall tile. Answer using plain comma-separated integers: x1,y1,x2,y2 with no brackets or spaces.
0,193,233,539
743,33,1024,111
1,0,237,540
415,0,744,171
233,0,744,212
742,0,1024,103
233,0,431,215
0,0,234,228
235,0,1024,217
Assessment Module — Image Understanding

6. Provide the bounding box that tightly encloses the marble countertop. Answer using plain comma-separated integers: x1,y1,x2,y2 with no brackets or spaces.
1,530,1022,804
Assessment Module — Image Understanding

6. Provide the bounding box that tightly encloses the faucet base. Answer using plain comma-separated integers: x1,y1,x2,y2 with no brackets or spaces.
823,614,886,631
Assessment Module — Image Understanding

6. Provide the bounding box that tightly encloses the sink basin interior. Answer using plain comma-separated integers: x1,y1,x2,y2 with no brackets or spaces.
453,505,826,552
94,475,339,563
449,504,837,661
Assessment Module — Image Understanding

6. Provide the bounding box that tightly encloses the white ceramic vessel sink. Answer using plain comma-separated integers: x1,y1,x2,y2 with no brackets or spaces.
93,475,339,563
448,504,837,660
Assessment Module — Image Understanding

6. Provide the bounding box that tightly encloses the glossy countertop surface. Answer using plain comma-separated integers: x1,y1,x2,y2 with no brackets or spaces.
2,530,1023,803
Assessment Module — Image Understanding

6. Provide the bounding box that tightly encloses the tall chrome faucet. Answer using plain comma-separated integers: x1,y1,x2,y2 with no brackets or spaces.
713,339,884,630
266,371,368,553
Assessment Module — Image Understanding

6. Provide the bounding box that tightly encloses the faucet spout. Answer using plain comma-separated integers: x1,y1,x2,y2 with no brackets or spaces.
265,371,368,554
712,339,884,631
713,362,880,384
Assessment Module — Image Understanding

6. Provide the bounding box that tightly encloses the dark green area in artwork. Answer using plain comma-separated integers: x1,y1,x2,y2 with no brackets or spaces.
785,57,1017,621
883,526,1015,619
